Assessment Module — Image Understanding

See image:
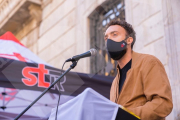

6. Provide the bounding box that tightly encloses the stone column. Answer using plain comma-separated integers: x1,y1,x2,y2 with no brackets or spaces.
162,0,180,120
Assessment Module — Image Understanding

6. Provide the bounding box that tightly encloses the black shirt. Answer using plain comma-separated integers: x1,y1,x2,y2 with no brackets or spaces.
118,59,132,93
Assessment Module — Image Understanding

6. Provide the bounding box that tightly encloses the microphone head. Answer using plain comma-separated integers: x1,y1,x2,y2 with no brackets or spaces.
89,48,97,56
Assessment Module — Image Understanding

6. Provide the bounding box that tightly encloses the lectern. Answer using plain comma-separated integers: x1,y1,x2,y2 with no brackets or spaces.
49,88,140,120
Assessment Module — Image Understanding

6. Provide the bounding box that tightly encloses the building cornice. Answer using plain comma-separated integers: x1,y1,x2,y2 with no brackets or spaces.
0,0,42,36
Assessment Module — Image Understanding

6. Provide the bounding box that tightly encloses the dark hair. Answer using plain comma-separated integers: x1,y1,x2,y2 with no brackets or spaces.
105,19,136,49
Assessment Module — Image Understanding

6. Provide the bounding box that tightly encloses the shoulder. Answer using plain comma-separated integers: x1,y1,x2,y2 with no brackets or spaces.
133,52,167,80
134,52,163,66
132,52,165,74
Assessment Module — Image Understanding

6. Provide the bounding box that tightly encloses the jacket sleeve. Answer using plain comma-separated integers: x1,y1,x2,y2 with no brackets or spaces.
127,58,173,120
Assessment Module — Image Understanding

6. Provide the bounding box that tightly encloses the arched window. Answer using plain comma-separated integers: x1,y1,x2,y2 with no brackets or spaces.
89,0,125,76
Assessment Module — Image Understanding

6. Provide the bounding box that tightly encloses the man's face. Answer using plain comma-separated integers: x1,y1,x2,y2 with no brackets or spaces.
104,25,127,42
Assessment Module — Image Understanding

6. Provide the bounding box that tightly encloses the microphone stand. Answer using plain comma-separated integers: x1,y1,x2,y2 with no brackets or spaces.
14,61,78,120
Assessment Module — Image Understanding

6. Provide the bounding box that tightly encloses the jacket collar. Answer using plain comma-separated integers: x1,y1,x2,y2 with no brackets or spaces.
116,51,140,70
131,51,141,68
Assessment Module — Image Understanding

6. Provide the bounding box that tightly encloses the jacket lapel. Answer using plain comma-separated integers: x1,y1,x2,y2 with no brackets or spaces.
114,51,140,104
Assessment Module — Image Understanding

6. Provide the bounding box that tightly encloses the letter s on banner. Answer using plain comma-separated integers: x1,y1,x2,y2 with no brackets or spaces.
22,67,38,86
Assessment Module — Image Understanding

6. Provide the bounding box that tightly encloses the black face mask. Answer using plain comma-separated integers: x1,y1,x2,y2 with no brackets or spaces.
106,37,128,60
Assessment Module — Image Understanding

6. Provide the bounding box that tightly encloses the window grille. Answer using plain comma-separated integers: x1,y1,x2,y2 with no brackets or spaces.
89,0,125,76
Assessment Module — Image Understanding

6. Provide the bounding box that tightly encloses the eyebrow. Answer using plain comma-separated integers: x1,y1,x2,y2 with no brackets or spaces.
104,31,119,37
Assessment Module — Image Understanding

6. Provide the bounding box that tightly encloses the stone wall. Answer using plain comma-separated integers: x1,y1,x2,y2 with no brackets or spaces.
126,0,167,66
19,0,106,73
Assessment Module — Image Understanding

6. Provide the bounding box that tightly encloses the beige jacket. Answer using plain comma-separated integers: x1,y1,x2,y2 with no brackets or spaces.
110,51,173,120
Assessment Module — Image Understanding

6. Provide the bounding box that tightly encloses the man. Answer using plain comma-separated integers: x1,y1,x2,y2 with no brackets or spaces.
104,20,173,120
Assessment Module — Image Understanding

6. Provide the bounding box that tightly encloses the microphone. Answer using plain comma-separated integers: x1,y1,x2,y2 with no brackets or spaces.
65,48,97,62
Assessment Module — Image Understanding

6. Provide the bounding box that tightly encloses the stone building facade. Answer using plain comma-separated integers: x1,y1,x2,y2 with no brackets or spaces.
0,0,179,119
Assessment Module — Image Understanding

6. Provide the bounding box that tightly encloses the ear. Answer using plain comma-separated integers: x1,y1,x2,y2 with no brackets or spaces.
126,37,133,45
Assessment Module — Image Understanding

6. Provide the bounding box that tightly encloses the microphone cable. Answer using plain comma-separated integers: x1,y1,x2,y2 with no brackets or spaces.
55,61,66,120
